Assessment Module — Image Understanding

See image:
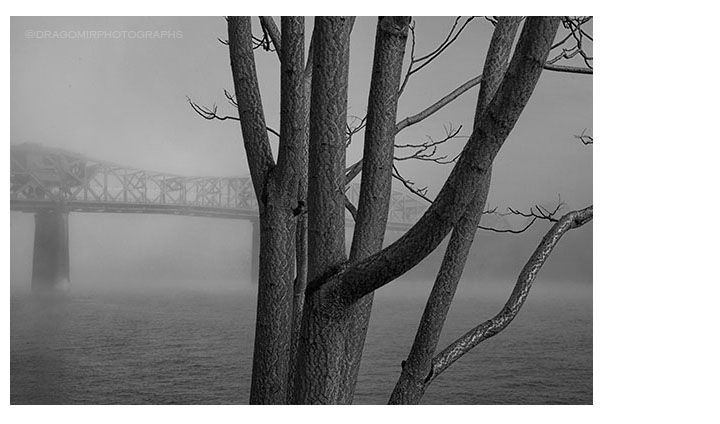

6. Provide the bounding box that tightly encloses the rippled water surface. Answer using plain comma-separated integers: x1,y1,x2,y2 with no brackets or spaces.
11,286,591,404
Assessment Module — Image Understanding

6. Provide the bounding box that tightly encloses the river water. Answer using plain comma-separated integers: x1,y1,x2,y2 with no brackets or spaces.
10,282,591,404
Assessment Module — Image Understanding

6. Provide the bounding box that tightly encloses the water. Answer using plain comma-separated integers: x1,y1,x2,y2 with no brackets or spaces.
10,285,591,404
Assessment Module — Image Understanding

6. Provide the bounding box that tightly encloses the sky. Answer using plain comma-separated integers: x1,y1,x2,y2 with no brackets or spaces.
9,17,592,294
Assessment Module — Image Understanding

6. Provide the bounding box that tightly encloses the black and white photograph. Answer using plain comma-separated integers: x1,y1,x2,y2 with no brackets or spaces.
9,14,593,406
3,5,717,422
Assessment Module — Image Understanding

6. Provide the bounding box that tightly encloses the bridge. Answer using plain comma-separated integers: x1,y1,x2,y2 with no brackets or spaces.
10,143,425,290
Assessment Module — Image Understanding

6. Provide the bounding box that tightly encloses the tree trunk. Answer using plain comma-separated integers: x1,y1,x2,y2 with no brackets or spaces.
389,16,522,405
339,16,411,403
292,17,355,404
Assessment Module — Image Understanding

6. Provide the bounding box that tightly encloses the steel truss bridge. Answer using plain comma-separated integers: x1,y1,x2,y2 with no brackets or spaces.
10,143,425,230
11,143,426,290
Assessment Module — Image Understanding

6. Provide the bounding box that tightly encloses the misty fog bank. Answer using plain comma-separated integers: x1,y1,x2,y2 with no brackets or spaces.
11,209,591,297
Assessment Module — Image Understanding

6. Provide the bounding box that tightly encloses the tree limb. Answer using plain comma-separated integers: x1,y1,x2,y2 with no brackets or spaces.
428,205,593,383
389,16,522,404
396,74,482,133
227,17,275,205
312,17,562,305
343,16,412,402
259,16,282,60
275,17,305,194
399,17,476,96
543,63,593,74
186,97,280,137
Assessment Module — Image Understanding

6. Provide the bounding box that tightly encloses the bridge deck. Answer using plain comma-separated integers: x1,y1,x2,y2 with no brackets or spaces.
10,143,423,231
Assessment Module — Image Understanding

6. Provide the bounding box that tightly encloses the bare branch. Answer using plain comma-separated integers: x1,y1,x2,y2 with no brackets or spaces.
575,128,594,145
398,17,476,96
186,96,280,138
544,16,592,74
428,206,593,383
344,195,358,221
259,16,282,60
187,97,240,121
345,115,368,147
505,195,566,223
345,159,363,185
394,124,465,164
396,74,483,133
543,63,593,75
393,161,539,235
484,16,498,26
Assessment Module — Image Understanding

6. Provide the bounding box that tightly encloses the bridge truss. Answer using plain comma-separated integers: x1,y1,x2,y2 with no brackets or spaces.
10,143,425,229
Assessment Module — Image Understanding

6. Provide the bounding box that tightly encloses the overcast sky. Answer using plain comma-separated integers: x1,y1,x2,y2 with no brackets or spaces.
10,17,592,293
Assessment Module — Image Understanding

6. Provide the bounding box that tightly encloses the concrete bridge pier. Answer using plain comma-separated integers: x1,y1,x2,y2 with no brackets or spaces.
32,209,70,291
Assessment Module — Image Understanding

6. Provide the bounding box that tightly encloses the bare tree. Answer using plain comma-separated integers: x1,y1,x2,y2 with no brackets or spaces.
190,16,592,404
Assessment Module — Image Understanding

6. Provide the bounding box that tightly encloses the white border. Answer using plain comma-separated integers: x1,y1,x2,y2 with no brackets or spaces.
5,2,720,423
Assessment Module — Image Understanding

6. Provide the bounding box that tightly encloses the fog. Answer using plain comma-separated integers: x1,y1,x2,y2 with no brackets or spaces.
10,17,592,298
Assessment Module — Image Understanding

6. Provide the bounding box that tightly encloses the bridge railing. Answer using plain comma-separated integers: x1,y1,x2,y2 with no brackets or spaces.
11,143,426,226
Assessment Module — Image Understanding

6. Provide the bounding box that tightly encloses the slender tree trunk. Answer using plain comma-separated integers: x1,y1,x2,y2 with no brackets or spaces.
339,16,411,403
388,173,492,404
287,29,313,401
293,16,354,404
389,16,522,405
228,16,305,404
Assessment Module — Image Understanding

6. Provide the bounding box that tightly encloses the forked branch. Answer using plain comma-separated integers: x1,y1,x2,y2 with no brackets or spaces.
186,97,280,138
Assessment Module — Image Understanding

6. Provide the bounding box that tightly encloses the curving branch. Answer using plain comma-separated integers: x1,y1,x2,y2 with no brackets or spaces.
344,195,358,221
391,16,523,405
427,205,593,383
310,17,563,305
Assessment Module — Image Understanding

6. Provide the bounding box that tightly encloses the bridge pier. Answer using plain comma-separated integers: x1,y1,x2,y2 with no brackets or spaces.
32,209,70,291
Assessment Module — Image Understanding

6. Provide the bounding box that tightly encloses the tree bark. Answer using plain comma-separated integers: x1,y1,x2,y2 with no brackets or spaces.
389,16,522,405
311,17,562,308
292,16,354,404
224,16,567,405
228,16,304,404
428,206,593,382
338,16,411,403
287,25,314,401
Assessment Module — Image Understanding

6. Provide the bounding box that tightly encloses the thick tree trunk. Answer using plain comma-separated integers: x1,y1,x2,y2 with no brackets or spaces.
293,17,354,404
251,201,295,403
224,15,563,404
